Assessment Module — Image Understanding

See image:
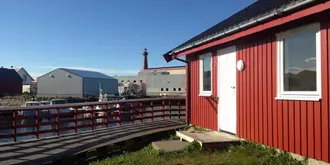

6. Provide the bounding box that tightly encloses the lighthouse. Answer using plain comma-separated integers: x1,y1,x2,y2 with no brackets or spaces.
142,48,148,70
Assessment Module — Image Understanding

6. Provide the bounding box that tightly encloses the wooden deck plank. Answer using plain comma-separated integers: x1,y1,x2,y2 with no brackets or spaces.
0,119,186,165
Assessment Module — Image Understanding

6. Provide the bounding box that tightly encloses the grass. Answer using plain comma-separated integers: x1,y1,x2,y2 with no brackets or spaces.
90,141,303,165
183,124,212,132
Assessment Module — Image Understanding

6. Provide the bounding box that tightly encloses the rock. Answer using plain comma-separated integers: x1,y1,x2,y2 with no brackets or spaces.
152,140,189,152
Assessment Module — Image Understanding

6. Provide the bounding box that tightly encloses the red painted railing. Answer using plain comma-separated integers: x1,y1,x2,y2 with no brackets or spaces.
0,97,186,142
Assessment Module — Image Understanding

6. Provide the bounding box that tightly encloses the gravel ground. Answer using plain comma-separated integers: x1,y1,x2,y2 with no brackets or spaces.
0,96,96,107
0,96,32,107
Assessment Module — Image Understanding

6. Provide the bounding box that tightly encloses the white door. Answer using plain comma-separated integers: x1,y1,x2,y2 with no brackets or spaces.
218,46,237,135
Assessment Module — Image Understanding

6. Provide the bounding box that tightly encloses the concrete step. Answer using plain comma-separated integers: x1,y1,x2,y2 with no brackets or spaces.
176,131,239,149
152,140,189,152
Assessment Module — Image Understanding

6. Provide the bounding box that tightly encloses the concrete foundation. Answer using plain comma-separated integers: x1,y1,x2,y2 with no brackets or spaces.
152,140,190,152
176,131,238,149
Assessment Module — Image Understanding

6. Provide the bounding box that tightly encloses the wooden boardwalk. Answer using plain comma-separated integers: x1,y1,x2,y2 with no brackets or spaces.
0,119,186,165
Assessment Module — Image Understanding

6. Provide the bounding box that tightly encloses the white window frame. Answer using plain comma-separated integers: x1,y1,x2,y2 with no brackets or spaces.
199,53,212,96
276,23,322,101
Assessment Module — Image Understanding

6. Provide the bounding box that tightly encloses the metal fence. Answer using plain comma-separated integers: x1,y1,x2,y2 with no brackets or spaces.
0,97,186,142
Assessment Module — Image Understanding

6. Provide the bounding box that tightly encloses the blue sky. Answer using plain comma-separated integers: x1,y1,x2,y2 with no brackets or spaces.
0,0,254,78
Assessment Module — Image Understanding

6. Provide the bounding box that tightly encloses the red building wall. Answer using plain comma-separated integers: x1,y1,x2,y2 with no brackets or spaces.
0,81,22,95
187,52,218,131
236,21,330,162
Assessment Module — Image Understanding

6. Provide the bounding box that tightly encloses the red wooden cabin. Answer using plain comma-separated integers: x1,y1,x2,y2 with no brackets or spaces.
163,0,330,163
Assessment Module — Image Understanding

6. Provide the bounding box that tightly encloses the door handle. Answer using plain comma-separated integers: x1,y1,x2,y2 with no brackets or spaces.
230,86,236,89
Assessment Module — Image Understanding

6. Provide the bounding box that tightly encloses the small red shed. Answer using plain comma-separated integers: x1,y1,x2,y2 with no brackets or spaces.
163,0,330,163
0,68,23,95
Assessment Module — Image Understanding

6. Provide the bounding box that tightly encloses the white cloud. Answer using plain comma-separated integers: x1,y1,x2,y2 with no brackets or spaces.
33,65,140,78
285,67,316,74
285,67,303,74
305,57,316,63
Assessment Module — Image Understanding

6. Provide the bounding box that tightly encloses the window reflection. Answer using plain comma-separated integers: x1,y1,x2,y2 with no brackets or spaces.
283,30,317,91
203,56,211,91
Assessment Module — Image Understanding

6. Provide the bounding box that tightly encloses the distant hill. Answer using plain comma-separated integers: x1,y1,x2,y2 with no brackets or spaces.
284,70,316,91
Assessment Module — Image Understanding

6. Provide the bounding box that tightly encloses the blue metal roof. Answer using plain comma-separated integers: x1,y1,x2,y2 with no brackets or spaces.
60,68,115,80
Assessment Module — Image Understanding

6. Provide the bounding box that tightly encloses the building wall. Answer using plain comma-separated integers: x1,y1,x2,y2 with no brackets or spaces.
187,53,218,131
83,78,118,96
115,76,147,95
167,69,186,75
185,15,330,162
138,68,186,76
115,75,186,96
0,69,22,95
146,74,186,96
17,69,33,85
235,21,330,162
37,69,83,98
22,85,31,93
115,76,147,84
0,82,22,95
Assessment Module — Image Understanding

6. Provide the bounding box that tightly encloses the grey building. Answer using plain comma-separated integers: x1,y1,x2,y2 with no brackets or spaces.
115,48,186,97
37,68,117,98
116,76,147,85
115,76,147,95
115,74,185,96
145,74,185,96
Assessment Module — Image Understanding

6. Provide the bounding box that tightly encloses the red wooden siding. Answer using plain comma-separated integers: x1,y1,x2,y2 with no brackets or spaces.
321,21,330,162
187,52,218,131
236,21,330,162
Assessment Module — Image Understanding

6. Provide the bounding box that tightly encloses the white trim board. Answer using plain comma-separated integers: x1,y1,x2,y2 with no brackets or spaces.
199,53,213,96
276,23,321,101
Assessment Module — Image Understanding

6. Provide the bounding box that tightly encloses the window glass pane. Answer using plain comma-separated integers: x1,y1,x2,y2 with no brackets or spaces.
283,30,317,91
23,74,27,81
203,56,211,91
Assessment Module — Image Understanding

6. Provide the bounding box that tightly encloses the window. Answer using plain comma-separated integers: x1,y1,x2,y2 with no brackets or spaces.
161,88,164,91
199,53,212,96
276,23,321,101
133,80,136,83
23,74,27,82
166,88,169,91
173,88,176,91
178,88,181,91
